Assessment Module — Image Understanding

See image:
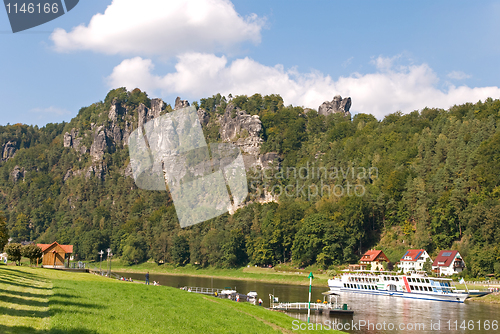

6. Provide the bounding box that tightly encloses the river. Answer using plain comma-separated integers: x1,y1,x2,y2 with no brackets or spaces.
116,272,500,333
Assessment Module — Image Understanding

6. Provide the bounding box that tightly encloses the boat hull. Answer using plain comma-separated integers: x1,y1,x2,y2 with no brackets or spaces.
329,287,467,303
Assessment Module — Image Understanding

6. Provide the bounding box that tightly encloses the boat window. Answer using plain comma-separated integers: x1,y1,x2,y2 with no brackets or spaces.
408,278,413,282
419,286,423,291
425,279,429,283
410,285,414,290
396,277,399,281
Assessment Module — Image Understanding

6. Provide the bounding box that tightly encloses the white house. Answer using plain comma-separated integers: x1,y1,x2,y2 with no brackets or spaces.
397,249,432,273
432,250,465,276
360,250,390,271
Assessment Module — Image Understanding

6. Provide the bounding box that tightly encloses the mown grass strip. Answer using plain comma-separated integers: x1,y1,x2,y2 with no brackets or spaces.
0,266,345,334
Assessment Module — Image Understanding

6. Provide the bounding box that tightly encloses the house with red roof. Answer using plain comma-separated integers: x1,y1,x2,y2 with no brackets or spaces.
359,250,390,271
397,249,431,273
36,242,73,268
432,250,465,276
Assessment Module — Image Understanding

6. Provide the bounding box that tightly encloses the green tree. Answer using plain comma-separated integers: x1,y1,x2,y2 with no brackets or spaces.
171,235,190,266
423,257,432,275
121,234,147,265
21,244,42,266
5,243,22,265
0,212,8,252
221,229,247,267
291,214,326,266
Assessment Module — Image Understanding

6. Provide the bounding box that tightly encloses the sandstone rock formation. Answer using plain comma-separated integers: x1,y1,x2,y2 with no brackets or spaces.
2,141,17,161
197,108,210,126
318,95,351,117
90,126,108,161
11,165,25,182
174,97,190,110
220,102,263,157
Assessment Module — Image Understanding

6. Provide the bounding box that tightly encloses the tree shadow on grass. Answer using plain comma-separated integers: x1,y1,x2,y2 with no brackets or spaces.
0,306,48,318
0,294,104,311
0,295,48,308
0,268,45,281
0,279,51,290
0,324,99,334
0,287,49,299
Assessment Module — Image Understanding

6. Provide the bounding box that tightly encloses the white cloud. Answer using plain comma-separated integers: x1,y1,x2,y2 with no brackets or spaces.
342,57,353,68
447,71,472,80
107,54,500,119
30,106,71,116
50,0,264,56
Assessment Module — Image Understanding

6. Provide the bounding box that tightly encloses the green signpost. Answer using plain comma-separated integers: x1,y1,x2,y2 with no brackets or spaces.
308,272,314,323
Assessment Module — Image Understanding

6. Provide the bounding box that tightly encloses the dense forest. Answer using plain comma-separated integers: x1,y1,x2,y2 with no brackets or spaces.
1,88,500,277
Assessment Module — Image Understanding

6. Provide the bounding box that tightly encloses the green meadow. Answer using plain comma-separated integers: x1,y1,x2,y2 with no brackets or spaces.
0,266,344,334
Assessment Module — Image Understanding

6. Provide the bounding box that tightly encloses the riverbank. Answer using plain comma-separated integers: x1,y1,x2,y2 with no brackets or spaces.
106,260,331,287
0,265,344,333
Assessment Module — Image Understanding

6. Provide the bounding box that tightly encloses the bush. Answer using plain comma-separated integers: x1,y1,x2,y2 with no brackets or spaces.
5,243,22,265
21,244,42,266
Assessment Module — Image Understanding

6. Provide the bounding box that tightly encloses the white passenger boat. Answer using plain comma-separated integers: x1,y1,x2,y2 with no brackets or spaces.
328,271,468,303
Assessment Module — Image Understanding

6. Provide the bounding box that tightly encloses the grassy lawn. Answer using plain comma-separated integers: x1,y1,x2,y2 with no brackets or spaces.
470,293,500,304
104,261,331,287
0,265,344,334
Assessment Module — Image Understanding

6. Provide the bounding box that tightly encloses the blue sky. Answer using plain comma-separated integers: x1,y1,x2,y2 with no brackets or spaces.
1,0,500,126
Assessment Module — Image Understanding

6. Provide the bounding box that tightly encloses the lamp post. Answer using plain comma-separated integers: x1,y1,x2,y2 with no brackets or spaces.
307,272,314,324
106,248,111,277
98,250,104,275
109,253,113,277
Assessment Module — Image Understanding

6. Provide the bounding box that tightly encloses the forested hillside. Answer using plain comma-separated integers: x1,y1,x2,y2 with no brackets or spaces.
1,88,500,277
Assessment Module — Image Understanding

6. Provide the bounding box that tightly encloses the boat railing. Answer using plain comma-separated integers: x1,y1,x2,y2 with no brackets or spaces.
182,286,224,294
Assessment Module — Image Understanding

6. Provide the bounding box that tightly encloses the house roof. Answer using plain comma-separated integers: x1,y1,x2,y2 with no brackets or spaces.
37,242,73,254
400,249,426,262
361,250,388,262
432,250,459,267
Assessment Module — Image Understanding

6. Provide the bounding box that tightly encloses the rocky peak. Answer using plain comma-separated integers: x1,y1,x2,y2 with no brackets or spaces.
63,129,87,155
174,97,190,110
2,141,18,161
318,95,352,117
11,165,25,182
108,99,123,123
138,98,165,129
220,102,263,156
197,108,210,126
90,126,108,162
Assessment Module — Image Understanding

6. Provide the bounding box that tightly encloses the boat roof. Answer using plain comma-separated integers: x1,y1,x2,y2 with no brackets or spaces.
322,291,340,296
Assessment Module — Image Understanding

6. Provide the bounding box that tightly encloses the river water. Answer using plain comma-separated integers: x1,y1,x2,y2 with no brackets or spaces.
116,272,500,333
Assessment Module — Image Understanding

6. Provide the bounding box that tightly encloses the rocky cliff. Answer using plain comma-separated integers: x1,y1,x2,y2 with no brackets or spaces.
318,95,352,117
1,141,17,161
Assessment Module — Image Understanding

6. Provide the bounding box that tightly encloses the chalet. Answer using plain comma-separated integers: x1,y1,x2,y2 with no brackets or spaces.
360,250,389,271
432,250,465,276
397,249,431,273
37,242,73,268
